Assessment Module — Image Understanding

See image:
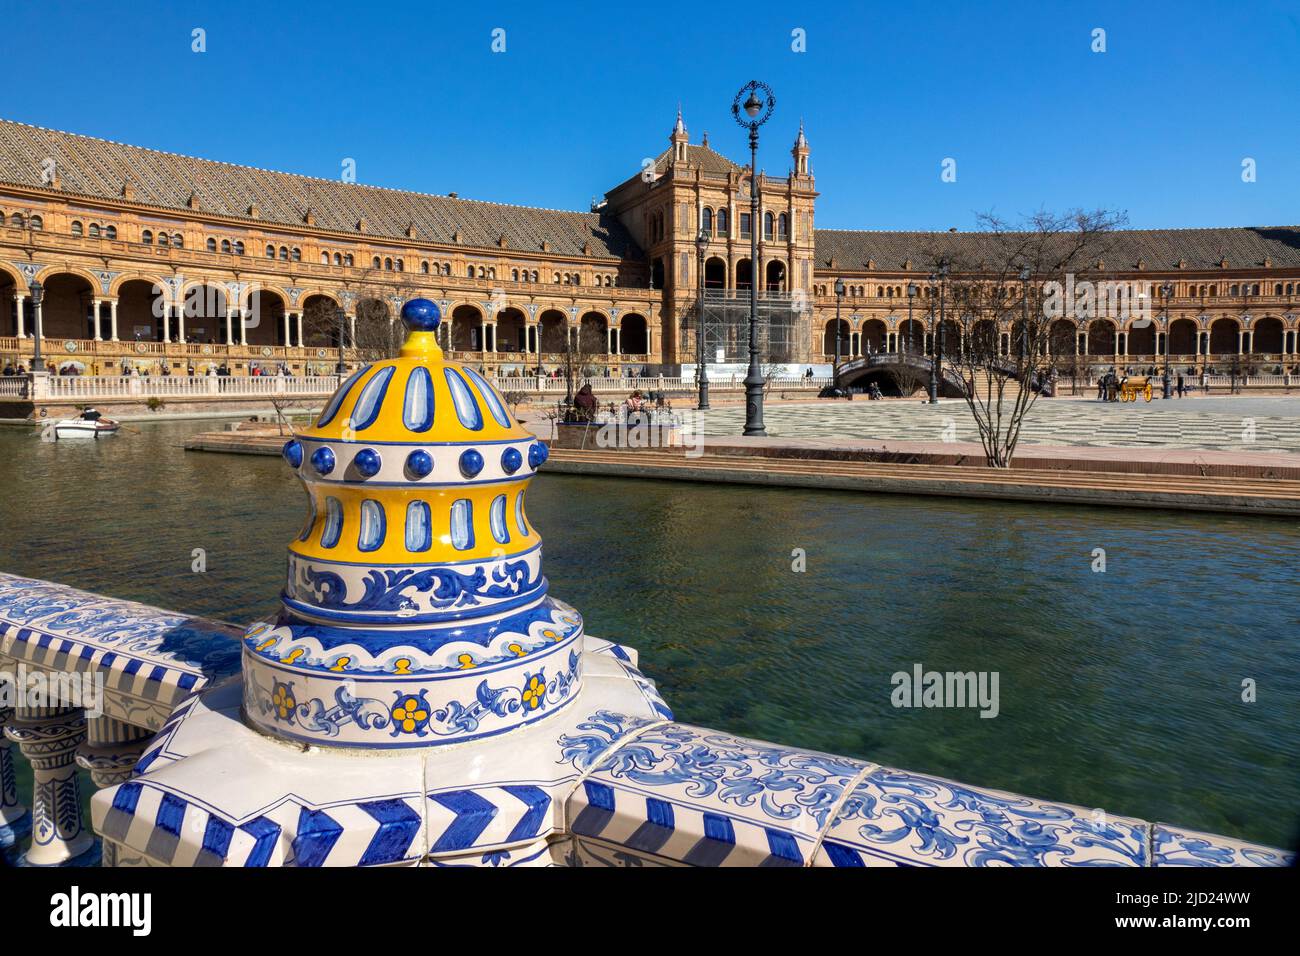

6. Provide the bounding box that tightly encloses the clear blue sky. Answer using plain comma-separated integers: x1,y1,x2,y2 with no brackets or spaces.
4,0,1298,231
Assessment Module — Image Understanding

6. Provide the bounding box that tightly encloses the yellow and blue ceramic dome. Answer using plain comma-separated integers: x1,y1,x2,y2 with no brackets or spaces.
241,299,582,749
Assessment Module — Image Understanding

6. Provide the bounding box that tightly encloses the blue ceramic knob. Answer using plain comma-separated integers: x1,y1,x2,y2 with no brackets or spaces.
459,449,484,478
354,448,382,477
282,439,303,468
401,298,441,332
528,442,549,469
311,446,336,476
501,447,523,474
406,449,434,478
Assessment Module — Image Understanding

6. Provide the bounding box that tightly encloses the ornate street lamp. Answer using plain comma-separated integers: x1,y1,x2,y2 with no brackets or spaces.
833,277,845,379
335,305,347,375
906,282,918,354
732,79,775,436
1018,265,1031,364
1161,281,1173,398
930,259,949,403
695,227,711,410
28,279,44,375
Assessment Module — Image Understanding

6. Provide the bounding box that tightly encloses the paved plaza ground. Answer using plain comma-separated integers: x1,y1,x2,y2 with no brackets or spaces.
691,395,1300,454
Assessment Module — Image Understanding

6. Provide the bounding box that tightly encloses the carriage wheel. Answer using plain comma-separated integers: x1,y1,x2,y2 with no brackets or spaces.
1143,385,1152,402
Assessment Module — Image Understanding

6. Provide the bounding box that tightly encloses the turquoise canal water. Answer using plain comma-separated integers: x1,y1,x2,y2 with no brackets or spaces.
1,420,1297,850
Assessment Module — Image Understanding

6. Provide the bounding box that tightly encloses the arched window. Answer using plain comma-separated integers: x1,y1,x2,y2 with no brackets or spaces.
717,208,729,236
172,232,183,248
511,268,519,281
279,246,289,261
375,256,383,269
467,265,475,278
9,213,23,228
71,221,84,237
105,225,116,239
1252,283,1260,295
207,237,218,252
158,232,170,247
29,215,42,230
1230,284,1239,296
702,207,713,233
234,241,245,256
87,223,100,238
384,257,393,270
777,213,788,238
1275,283,1283,295
396,259,403,272
763,212,774,240
487,267,495,279
321,251,330,264
291,247,301,262
334,253,342,265
267,244,276,258
422,261,430,274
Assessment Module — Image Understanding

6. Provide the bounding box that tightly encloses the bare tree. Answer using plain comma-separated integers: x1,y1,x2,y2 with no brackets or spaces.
925,208,1127,467
300,269,415,365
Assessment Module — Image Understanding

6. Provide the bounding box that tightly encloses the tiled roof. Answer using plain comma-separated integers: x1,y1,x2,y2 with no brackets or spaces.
653,143,742,176
0,119,639,259
813,227,1300,273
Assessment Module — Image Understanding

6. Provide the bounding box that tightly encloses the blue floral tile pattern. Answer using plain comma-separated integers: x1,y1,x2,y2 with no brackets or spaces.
813,766,1148,867
1151,825,1296,867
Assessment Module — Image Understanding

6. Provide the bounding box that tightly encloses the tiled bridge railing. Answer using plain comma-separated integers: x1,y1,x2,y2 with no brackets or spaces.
0,573,241,866
0,572,1291,867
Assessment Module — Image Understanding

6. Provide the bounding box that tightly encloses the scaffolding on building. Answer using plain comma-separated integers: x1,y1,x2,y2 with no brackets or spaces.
680,289,809,366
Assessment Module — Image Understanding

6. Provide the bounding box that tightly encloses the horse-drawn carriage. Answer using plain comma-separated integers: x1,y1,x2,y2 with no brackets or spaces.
1119,375,1153,402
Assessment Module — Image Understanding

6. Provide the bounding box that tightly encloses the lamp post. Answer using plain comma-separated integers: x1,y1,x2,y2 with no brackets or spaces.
1160,281,1173,398
1018,265,1030,364
906,282,917,354
335,305,347,376
695,227,710,410
732,79,774,437
930,259,949,403
29,279,44,375
833,278,845,380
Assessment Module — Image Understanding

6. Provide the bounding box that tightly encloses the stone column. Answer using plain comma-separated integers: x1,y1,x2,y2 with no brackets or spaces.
4,705,96,866
92,300,102,341
240,305,250,345
348,315,356,348
225,307,234,344
177,304,186,344
14,292,24,338
282,310,291,346
109,299,119,341
0,699,32,855
606,327,613,354
1238,328,1244,354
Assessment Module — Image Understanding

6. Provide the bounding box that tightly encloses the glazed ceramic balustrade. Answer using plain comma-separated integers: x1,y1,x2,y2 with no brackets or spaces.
2,300,1292,868
0,572,241,864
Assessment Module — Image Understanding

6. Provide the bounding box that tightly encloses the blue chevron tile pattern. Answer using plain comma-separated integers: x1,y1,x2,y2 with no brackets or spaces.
427,784,556,856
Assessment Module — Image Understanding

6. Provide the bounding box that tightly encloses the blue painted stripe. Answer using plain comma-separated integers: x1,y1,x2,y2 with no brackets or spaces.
762,828,804,866
123,658,143,677
821,840,865,867
177,673,199,691
240,816,282,867
147,664,167,683
132,748,160,776
111,781,143,814
293,807,345,867
683,812,737,866
585,780,616,811
154,793,187,836
201,816,235,861
430,790,499,852
626,797,675,854
501,785,550,842
358,799,422,865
